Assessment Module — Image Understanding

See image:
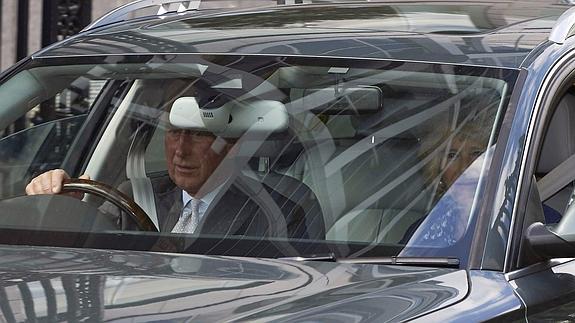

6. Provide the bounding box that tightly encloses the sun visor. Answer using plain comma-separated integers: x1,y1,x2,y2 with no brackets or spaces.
304,86,383,114
169,97,289,138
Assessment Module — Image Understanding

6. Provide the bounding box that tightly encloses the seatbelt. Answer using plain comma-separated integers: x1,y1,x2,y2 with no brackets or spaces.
234,173,288,238
126,127,160,231
537,153,575,201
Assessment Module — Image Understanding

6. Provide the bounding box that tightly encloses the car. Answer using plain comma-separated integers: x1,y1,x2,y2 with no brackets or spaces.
3,0,575,321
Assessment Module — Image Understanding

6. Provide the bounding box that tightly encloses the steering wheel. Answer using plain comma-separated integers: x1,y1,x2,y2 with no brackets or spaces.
61,178,158,232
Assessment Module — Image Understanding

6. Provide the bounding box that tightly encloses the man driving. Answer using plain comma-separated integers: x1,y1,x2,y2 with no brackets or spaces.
25,95,324,239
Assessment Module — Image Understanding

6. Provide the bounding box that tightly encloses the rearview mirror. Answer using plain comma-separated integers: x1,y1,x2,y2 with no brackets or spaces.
304,86,383,114
169,97,289,138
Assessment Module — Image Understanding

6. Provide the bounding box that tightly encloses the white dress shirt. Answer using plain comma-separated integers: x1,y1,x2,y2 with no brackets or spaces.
173,184,224,233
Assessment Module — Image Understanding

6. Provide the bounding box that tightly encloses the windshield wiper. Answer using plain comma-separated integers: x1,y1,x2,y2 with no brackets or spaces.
340,256,460,268
281,254,460,268
280,253,338,262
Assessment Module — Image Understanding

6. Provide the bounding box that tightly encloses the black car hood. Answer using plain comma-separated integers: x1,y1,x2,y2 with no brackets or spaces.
0,245,468,321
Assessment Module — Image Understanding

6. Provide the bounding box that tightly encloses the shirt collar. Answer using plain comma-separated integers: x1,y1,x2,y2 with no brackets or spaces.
182,183,225,210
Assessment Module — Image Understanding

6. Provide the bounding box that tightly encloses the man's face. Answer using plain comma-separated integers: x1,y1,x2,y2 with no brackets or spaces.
164,128,231,196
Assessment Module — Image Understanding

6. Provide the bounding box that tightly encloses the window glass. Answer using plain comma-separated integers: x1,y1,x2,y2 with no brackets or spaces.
0,74,105,198
534,87,575,225
0,55,518,263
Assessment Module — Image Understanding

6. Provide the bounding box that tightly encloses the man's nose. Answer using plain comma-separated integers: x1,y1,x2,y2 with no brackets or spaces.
174,132,190,155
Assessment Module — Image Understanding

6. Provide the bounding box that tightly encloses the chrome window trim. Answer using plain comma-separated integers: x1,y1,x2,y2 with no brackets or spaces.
549,6,575,44
31,52,521,71
505,259,573,281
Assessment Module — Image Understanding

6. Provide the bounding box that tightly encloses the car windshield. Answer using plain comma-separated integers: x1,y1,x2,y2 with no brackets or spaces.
0,54,517,265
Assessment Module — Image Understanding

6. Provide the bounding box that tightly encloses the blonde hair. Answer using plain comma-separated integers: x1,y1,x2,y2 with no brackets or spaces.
419,108,496,199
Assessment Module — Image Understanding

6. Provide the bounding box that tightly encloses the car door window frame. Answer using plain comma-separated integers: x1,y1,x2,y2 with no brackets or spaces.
509,50,575,273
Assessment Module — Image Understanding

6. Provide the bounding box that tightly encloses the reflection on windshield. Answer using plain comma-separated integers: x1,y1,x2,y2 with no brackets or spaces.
402,110,496,250
0,245,463,321
403,146,491,251
0,55,517,264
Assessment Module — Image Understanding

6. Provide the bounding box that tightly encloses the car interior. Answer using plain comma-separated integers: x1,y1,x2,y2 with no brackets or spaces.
99,64,506,246
0,58,511,254
536,87,575,224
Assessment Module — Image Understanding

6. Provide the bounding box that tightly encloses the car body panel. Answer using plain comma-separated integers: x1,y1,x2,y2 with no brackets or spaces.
481,37,575,270
413,270,525,322
0,245,467,322
35,3,564,69
510,259,575,321
3,1,575,321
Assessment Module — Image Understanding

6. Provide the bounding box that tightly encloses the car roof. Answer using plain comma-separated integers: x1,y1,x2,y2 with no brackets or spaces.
35,1,573,68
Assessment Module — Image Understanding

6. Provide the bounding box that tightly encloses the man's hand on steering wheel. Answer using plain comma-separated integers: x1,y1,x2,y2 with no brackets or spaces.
25,169,157,232
26,169,90,199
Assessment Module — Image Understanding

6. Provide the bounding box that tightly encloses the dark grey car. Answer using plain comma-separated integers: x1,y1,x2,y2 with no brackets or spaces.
1,0,575,321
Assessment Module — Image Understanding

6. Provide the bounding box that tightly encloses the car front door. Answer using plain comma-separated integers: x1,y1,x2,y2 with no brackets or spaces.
506,47,575,320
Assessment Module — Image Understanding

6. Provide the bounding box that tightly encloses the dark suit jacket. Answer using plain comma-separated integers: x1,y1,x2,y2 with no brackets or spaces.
105,175,325,240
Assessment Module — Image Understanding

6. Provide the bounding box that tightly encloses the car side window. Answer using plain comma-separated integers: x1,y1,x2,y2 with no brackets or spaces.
535,86,575,224
0,77,105,198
